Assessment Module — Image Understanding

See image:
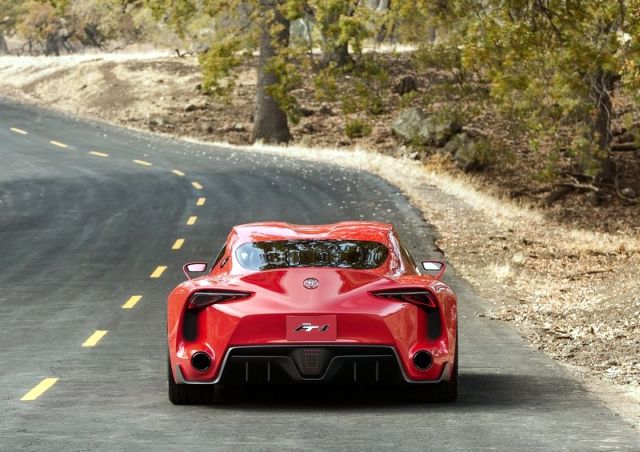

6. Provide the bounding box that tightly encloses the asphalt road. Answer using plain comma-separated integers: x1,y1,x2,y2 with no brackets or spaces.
0,99,638,451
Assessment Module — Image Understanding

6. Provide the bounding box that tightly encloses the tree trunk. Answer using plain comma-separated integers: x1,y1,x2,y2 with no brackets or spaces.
323,41,352,67
252,0,291,144
45,35,60,56
320,5,353,67
0,34,8,55
591,70,616,182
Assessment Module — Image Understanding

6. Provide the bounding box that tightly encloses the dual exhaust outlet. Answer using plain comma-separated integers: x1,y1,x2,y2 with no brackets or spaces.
412,350,433,370
191,352,212,372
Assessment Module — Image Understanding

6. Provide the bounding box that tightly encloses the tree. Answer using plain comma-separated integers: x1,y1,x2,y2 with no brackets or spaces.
403,1,640,182
149,0,295,143
0,0,20,54
15,1,72,56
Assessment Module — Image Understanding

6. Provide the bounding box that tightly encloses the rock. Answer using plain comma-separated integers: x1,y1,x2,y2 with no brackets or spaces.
621,187,637,198
148,117,168,127
223,123,246,133
200,122,214,134
184,104,198,112
393,75,418,95
442,133,488,172
585,191,602,206
298,106,315,117
319,105,334,115
301,123,315,133
391,108,462,147
195,83,202,92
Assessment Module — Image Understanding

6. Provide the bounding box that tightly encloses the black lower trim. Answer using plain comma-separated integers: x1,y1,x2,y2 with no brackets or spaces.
222,346,399,385
175,345,450,386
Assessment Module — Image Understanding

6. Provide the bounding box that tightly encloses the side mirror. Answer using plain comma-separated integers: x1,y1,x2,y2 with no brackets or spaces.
421,260,446,279
183,262,208,280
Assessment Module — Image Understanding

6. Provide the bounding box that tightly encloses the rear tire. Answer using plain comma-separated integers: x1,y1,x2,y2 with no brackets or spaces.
167,356,216,405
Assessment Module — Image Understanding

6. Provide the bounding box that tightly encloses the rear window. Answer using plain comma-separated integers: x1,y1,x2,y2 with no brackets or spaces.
235,240,389,271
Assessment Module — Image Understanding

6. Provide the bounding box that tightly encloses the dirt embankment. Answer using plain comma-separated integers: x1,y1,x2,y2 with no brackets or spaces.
0,53,638,428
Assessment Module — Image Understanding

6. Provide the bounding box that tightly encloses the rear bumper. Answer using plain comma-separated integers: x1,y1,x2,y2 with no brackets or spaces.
174,345,451,386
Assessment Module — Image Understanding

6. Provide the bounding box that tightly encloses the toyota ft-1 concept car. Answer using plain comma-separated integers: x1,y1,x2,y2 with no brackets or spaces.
167,222,458,404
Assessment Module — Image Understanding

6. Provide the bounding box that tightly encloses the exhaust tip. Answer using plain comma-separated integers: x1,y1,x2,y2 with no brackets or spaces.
191,352,212,372
413,350,433,370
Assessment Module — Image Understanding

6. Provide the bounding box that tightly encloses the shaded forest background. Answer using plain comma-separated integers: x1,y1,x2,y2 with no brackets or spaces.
2,0,640,229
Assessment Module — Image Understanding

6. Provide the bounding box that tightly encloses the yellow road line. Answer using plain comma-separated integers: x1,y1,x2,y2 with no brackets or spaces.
11,127,27,135
21,378,58,401
133,159,152,166
150,265,167,278
196,197,206,206
172,169,185,177
89,151,109,158
172,238,185,250
122,295,143,309
81,330,108,347
50,140,68,148
192,181,203,190
186,216,198,226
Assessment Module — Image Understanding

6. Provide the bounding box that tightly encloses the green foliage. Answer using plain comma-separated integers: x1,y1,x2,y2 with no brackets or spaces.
398,0,640,177
199,38,244,97
265,47,304,124
15,1,62,43
344,117,371,138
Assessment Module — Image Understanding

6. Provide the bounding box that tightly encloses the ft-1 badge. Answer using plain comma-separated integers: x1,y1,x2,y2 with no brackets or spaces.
286,315,337,341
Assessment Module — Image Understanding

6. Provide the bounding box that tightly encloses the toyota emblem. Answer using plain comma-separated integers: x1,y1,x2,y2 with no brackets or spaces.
303,278,319,289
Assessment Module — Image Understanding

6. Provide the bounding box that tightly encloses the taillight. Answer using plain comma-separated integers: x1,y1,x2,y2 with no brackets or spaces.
187,291,252,310
372,289,437,309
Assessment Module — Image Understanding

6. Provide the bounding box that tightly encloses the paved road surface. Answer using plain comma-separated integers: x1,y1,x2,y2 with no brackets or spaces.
0,100,638,451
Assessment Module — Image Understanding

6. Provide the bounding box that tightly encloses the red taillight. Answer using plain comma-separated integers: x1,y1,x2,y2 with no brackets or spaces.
372,289,437,309
187,291,252,310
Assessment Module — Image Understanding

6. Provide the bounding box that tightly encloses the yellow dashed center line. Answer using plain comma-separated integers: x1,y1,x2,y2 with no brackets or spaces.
172,238,185,250
21,378,58,401
191,181,203,190
196,197,206,206
133,159,152,166
50,140,68,148
150,266,167,278
89,151,109,158
122,295,143,309
10,127,27,135
186,216,198,226
172,169,185,177
82,330,108,347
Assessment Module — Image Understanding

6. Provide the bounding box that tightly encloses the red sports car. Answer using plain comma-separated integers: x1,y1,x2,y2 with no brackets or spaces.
167,221,458,404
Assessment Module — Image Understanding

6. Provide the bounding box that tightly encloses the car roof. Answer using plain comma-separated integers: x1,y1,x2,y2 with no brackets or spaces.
228,221,395,247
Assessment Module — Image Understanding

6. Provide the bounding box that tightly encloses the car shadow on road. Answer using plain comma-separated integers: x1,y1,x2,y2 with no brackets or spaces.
204,372,586,411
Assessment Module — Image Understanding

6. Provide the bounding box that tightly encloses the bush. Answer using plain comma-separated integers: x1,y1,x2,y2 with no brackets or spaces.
345,118,372,138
